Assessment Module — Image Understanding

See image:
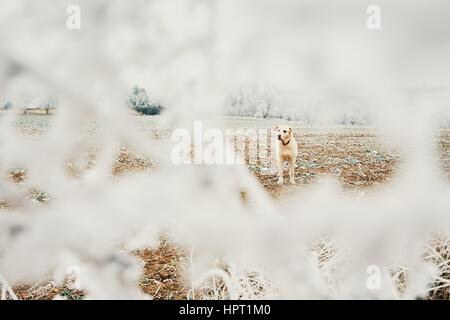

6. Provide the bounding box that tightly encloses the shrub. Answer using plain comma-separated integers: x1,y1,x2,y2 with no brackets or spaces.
128,86,163,115
3,101,13,110
134,104,163,115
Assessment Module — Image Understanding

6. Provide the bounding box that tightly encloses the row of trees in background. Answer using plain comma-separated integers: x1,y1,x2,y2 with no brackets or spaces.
1,95,57,114
3,85,448,125
2,86,164,116
225,84,374,125
26,95,57,114
226,84,279,119
225,84,450,127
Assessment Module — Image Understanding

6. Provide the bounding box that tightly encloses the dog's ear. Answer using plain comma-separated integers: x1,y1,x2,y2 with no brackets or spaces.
289,127,292,133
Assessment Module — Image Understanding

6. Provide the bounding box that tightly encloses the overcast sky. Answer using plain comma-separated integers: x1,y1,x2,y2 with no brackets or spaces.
1,0,449,105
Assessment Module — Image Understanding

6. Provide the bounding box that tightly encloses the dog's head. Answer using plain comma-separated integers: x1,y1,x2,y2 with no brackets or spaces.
274,125,293,144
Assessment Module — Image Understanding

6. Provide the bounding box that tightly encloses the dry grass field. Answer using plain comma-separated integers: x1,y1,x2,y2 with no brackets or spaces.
2,116,450,299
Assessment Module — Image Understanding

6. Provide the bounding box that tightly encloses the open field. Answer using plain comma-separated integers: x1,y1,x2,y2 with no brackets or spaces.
2,115,450,299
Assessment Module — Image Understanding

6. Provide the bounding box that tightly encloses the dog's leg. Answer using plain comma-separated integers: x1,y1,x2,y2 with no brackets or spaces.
289,161,296,185
277,160,284,185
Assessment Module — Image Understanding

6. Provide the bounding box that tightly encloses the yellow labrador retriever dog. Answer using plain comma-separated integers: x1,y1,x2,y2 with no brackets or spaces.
274,125,298,185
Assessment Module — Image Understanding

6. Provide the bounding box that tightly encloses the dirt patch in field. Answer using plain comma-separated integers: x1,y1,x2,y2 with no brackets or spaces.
5,129,450,300
14,282,84,300
135,240,189,300
243,129,401,197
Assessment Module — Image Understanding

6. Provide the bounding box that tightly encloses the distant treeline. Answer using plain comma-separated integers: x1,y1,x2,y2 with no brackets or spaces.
225,84,450,127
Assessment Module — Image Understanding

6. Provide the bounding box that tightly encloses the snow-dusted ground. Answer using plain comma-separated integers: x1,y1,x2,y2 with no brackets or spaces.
2,115,450,299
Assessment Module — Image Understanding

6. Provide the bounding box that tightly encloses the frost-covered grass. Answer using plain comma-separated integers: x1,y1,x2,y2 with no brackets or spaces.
2,117,450,300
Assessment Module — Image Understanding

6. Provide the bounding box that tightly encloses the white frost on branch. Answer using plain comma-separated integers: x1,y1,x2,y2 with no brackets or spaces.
0,0,449,299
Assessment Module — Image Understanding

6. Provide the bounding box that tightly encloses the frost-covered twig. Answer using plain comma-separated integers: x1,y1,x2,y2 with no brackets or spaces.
0,271,18,300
